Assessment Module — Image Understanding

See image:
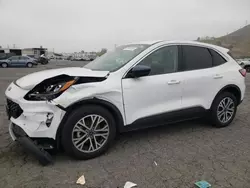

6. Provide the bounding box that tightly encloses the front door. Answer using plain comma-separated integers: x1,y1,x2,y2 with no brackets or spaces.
8,56,19,66
122,45,183,125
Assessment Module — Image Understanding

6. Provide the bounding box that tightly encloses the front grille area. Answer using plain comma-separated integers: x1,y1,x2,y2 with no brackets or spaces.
6,99,23,119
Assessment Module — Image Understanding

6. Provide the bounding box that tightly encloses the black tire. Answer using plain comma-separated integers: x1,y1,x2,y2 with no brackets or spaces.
27,62,33,68
61,105,116,160
1,63,8,68
210,92,237,128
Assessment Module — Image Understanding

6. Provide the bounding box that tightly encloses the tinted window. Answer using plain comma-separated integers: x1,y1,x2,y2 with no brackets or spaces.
9,56,19,60
181,46,212,71
20,56,29,60
138,46,178,76
209,49,226,66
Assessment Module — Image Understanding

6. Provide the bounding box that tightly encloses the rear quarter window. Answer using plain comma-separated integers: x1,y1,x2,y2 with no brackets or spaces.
209,49,227,66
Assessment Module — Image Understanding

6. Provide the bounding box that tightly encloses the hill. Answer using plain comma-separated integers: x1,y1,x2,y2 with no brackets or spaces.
199,25,250,58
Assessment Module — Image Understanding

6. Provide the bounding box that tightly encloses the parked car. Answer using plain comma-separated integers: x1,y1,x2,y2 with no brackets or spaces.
37,56,49,65
0,55,38,68
5,41,246,165
239,59,250,72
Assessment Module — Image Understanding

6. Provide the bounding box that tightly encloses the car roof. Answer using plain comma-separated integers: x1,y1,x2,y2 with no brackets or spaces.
126,40,163,45
126,40,229,53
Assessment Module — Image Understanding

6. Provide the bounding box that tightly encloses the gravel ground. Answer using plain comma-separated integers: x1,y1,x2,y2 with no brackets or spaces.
0,60,250,188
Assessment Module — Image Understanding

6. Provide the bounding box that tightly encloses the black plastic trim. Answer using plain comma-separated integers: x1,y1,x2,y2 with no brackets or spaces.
213,84,242,105
11,124,53,166
17,137,53,166
120,107,207,132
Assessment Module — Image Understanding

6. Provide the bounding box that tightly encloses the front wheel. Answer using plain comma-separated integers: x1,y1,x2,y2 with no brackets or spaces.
211,92,237,128
27,62,33,68
61,105,116,160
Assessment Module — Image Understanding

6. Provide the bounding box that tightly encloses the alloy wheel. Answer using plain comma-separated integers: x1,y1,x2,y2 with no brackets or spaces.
217,97,235,123
72,114,109,153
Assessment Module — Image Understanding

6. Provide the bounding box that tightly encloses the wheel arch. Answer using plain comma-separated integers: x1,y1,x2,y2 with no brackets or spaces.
211,84,242,108
55,98,124,149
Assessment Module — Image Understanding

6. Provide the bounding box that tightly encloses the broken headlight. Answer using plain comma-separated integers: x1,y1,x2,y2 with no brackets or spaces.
24,75,78,101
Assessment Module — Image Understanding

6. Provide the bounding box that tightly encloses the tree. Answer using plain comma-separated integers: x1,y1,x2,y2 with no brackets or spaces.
97,48,107,56
197,37,200,41
215,41,222,46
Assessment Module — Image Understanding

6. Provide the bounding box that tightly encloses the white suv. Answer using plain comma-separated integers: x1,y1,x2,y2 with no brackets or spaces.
5,41,246,164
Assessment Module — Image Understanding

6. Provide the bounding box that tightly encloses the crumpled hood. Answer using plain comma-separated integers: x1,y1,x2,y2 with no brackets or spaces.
16,67,109,90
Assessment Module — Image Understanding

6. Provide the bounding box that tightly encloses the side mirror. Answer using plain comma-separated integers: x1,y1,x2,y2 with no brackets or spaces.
127,65,151,78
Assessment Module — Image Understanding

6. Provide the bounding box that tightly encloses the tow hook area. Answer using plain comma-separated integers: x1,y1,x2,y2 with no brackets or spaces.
11,123,54,166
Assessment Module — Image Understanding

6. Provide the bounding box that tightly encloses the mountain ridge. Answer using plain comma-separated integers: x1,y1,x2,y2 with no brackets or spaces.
199,25,250,58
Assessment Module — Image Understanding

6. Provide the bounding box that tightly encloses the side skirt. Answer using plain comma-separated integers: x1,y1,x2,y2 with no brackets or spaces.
120,107,208,132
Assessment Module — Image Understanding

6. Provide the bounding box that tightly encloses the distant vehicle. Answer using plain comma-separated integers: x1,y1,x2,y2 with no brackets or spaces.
0,55,38,68
37,56,49,65
239,59,250,72
0,53,15,60
82,56,91,61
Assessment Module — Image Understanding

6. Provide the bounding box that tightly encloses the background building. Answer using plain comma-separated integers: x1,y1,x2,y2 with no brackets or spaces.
0,48,22,55
22,47,48,58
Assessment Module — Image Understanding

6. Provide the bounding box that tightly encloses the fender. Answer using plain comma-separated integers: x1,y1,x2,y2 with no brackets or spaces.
211,84,241,107
55,97,124,148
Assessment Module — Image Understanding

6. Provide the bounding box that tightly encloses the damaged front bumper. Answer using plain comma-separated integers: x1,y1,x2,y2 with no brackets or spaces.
9,123,54,165
5,82,66,165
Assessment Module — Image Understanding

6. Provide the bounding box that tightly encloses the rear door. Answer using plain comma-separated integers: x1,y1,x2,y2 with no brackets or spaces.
18,56,28,66
179,45,221,110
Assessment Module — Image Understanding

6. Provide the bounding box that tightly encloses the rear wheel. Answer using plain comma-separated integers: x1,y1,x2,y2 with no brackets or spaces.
27,62,33,68
211,92,237,128
1,63,8,68
61,105,116,160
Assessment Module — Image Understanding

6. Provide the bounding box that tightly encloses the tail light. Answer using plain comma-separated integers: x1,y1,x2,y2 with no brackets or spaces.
239,69,246,77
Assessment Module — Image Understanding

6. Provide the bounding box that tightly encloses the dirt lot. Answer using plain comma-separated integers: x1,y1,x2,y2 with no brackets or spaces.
1,60,250,188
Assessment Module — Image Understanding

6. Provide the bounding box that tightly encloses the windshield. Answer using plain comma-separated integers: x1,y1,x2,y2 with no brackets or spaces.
84,44,149,72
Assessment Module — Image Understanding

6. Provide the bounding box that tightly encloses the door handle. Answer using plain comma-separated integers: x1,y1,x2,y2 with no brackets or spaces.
213,74,223,79
167,80,180,85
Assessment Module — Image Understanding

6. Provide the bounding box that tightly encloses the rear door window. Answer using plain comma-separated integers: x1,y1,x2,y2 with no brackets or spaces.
20,56,28,60
180,45,212,71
